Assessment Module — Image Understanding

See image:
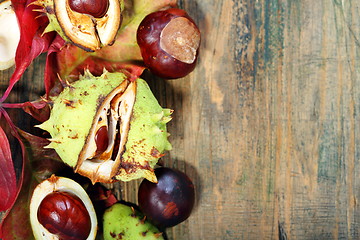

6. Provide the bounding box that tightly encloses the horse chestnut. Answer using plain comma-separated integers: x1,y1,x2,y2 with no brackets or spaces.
30,175,98,240
138,167,195,228
137,8,201,79
95,126,109,156
69,0,109,18
37,192,91,240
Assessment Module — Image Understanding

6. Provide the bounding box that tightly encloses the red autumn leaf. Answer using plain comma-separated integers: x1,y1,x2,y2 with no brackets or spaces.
0,110,27,212
0,129,65,240
0,0,56,103
44,35,66,97
88,183,118,208
18,129,64,182
0,124,17,212
2,99,50,123
0,3,61,233
21,100,50,123
65,56,146,81
0,108,30,240
0,169,36,240
55,44,90,80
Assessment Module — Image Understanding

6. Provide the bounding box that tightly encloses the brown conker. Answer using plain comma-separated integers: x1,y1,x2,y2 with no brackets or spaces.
137,8,201,79
37,191,91,240
138,167,195,228
68,0,109,18
95,125,109,156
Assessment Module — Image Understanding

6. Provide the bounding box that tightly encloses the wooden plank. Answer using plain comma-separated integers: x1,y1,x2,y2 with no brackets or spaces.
1,0,360,239
162,0,360,239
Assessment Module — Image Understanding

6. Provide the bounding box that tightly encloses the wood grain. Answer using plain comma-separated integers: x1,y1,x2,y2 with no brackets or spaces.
1,0,360,239
162,0,360,239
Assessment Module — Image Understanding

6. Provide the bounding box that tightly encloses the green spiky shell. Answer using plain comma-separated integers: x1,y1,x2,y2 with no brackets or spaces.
117,79,172,182
38,70,125,168
35,0,68,40
103,203,164,240
37,70,172,182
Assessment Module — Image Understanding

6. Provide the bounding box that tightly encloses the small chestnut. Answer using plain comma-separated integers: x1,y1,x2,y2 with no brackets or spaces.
69,0,109,18
37,191,91,240
137,8,201,79
138,167,195,228
30,176,98,240
94,126,109,156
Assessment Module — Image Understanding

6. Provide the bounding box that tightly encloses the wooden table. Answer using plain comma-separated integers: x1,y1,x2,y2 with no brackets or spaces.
1,0,360,239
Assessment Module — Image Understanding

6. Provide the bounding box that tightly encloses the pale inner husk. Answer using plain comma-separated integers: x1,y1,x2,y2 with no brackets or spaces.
76,80,136,183
95,0,121,46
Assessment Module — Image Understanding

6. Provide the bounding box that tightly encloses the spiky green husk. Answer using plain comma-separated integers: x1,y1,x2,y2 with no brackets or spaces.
103,203,164,240
43,9,67,39
34,0,69,41
37,70,172,183
117,78,172,182
37,70,126,168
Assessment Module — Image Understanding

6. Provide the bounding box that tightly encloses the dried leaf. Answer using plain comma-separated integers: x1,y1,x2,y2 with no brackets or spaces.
0,109,28,239
0,129,64,240
44,35,66,97
2,99,50,123
0,125,17,212
0,0,56,103
88,183,118,208
64,56,146,81
18,129,64,182
21,100,50,123
0,174,37,240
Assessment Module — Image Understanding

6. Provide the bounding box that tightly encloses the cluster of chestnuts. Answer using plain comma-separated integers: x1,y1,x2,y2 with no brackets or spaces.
27,0,200,239
31,167,195,239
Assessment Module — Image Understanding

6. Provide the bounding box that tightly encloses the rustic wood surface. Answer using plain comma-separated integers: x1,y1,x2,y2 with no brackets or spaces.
2,0,360,239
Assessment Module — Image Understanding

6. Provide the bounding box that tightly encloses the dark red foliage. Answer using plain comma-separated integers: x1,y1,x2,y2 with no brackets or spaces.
1,0,59,103
0,109,28,239
62,56,146,82
0,123,17,212
0,0,61,236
